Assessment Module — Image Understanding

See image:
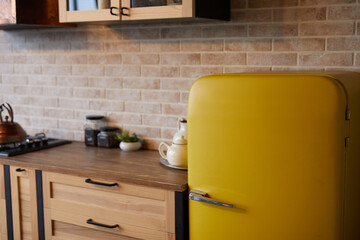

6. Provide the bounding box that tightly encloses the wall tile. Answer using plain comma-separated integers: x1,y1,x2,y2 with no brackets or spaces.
14,64,41,74
141,40,180,52
27,55,55,64
161,79,195,90
125,102,161,114
161,27,202,39
231,0,246,9
42,87,73,97
120,28,160,40
327,37,360,51
57,76,88,87
123,53,159,65
90,100,124,112
108,112,142,125
59,98,89,109
249,24,298,37
273,7,326,22
73,65,105,76
42,65,71,75
88,54,122,64
300,0,356,6
123,78,160,89
161,53,200,65
143,115,178,127
203,25,247,38
162,104,187,116
232,10,272,23
273,38,325,51
180,66,223,78
202,53,246,65
105,65,141,77
224,66,272,73
104,41,140,52
123,125,161,138
248,53,297,66
181,39,223,52
300,22,355,36
225,39,272,51
56,54,87,64
88,77,122,88
44,108,74,119
355,53,360,66
299,53,353,66
1,75,28,84
106,89,141,101
142,91,180,103
328,6,360,20
14,86,42,95
249,0,298,8
141,66,179,78
74,87,105,99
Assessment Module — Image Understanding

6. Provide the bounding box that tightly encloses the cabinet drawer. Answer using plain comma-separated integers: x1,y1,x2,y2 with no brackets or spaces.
43,172,176,240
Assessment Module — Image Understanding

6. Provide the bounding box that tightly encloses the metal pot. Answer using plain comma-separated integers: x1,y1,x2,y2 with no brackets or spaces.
0,103,27,144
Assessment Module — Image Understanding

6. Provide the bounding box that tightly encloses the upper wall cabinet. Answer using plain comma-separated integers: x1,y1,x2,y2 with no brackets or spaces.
58,0,230,23
0,0,71,29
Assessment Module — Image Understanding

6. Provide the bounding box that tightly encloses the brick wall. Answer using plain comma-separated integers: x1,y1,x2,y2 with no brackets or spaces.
0,0,359,149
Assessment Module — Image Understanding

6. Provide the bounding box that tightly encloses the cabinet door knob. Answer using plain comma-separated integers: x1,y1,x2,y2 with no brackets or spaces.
86,219,119,229
16,168,26,172
85,178,118,187
110,6,119,16
120,7,130,16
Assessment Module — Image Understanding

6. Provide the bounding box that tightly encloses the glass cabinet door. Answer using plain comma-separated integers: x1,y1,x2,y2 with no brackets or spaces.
120,0,193,20
59,0,120,23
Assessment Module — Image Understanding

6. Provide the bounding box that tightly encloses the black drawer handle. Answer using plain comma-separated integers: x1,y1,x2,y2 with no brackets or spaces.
86,219,119,229
16,168,26,172
85,178,118,187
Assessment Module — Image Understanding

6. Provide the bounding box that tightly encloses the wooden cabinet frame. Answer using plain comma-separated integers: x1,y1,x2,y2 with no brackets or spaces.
10,166,39,240
58,0,229,23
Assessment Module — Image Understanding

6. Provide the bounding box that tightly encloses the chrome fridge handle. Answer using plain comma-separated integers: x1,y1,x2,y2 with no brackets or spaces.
189,189,235,208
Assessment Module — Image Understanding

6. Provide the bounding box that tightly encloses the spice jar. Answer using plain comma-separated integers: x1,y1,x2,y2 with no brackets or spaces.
97,127,121,148
84,115,108,146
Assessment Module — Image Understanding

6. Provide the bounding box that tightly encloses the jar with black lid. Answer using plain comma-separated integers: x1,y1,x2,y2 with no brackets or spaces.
84,115,108,146
97,127,121,148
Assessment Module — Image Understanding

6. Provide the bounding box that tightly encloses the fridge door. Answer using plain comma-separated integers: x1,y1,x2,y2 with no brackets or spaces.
188,74,348,240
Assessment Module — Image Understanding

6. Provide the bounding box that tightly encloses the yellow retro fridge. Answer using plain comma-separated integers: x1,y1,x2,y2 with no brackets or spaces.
187,72,360,240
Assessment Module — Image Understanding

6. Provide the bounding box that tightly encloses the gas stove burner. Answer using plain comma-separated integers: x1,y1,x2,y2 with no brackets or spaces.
0,133,71,157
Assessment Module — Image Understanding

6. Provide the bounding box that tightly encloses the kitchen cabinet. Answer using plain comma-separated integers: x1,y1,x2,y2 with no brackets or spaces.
0,143,188,240
0,0,71,29
9,166,39,240
58,0,229,23
43,172,176,240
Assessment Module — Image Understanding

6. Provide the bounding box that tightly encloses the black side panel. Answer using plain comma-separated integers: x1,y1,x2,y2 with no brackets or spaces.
4,165,13,240
36,170,45,240
195,0,230,21
175,188,189,240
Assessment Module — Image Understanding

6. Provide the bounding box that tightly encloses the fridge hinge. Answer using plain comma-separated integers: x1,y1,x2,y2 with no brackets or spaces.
345,137,350,148
346,110,351,120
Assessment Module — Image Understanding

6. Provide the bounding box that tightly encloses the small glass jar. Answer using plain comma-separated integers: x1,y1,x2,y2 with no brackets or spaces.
97,127,121,148
84,115,108,146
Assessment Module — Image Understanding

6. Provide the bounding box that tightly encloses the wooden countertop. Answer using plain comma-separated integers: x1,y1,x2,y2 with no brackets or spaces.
0,142,188,191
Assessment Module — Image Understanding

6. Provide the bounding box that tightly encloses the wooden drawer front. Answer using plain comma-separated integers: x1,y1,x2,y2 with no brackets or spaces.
43,172,175,240
43,172,165,200
51,220,139,240
10,166,38,240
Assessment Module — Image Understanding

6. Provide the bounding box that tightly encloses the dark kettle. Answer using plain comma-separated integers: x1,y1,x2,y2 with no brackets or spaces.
0,103,27,144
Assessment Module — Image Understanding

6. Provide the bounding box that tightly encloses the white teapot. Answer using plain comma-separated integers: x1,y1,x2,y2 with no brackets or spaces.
159,118,187,168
